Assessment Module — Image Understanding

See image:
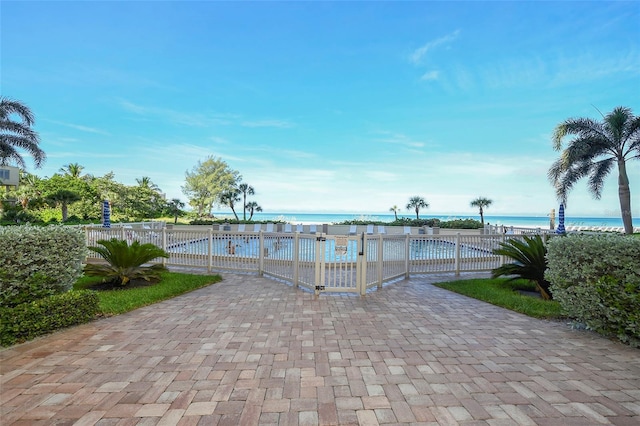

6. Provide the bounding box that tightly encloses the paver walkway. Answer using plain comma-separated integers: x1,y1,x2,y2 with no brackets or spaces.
1,273,639,425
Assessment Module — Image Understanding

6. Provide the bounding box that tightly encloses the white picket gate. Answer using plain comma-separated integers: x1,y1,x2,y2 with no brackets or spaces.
85,227,531,295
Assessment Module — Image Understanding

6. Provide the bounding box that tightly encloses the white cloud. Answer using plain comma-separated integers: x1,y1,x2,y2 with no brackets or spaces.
410,29,461,64
45,120,110,135
420,70,439,81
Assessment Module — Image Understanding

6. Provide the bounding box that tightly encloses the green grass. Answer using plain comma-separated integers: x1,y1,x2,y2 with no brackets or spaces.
74,271,222,315
433,278,564,319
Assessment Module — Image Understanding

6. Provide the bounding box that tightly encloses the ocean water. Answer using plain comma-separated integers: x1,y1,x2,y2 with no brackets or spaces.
212,212,636,228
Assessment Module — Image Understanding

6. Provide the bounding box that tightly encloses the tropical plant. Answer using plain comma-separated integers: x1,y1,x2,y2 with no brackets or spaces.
0,97,46,169
492,235,552,300
389,205,400,221
59,163,85,179
84,239,169,286
238,183,255,220
136,176,160,191
167,198,185,224
182,156,240,217
470,197,493,227
46,189,81,221
246,201,262,220
220,188,241,220
548,106,639,234
406,196,429,220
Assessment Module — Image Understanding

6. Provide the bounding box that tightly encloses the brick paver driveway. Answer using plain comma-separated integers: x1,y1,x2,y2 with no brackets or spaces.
1,273,639,425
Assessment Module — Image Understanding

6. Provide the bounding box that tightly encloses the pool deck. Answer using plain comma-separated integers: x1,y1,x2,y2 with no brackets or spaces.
1,272,639,425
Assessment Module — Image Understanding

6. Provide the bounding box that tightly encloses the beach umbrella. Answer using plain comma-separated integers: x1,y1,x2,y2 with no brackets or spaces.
102,200,111,228
556,203,565,234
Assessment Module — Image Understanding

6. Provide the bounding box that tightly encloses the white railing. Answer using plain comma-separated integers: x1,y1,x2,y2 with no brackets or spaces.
85,226,536,295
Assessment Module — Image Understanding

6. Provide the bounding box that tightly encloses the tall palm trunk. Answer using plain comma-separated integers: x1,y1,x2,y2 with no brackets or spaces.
479,207,485,227
618,159,633,234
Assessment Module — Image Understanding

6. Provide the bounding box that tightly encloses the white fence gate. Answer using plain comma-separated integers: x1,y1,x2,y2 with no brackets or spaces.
85,227,532,295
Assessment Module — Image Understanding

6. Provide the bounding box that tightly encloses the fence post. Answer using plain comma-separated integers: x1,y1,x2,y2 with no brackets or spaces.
455,232,461,276
208,228,213,273
404,234,410,279
293,232,300,288
358,233,366,296
259,230,264,276
162,228,167,266
377,236,383,288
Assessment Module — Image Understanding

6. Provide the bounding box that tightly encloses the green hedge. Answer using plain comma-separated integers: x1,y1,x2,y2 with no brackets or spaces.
0,224,87,308
546,235,640,346
0,290,99,347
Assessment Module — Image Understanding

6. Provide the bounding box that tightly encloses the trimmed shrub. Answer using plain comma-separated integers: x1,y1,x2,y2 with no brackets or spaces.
0,224,88,308
0,290,99,346
546,234,640,346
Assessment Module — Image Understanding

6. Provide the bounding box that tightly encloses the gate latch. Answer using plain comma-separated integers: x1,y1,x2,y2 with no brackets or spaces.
315,285,325,291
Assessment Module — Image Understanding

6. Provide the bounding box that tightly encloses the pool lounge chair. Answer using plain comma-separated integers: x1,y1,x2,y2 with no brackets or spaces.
403,226,412,235
296,224,303,233
366,224,374,234
349,225,357,235
253,223,262,232
378,225,386,234
284,223,292,233
237,224,246,232
309,224,317,234
265,223,274,232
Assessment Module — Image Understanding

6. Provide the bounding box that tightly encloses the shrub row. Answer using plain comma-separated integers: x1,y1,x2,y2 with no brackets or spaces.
0,290,99,347
0,225,87,308
546,235,640,347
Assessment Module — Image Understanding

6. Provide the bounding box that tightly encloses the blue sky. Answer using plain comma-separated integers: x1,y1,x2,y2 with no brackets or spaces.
2,1,639,217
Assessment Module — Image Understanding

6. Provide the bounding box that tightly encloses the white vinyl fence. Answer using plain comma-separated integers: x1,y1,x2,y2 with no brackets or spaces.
85,226,534,295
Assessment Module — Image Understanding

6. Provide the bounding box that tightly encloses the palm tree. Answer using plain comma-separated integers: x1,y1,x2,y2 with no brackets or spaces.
246,201,262,220
59,163,85,178
0,97,45,168
470,197,493,227
136,176,160,191
220,189,241,220
238,183,255,220
548,106,639,234
406,196,429,220
389,205,400,221
167,198,185,224
46,189,81,221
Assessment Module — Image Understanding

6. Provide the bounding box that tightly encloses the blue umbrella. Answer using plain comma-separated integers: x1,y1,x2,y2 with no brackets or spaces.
102,200,111,228
556,203,565,234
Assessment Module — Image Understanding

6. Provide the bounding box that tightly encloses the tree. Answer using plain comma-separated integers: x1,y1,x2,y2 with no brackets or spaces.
182,156,240,217
246,201,262,220
59,163,85,179
238,183,255,220
389,205,400,221
46,189,81,221
167,198,185,224
0,97,45,169
220,188,241,220
470,197,493,227
406,196,429,220
548,106,639,234
136,176,160,192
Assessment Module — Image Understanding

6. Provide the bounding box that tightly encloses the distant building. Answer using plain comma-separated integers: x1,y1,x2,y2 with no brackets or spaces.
0,165,20,189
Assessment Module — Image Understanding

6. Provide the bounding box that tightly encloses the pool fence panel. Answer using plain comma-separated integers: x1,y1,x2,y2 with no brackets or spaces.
84,226,540,294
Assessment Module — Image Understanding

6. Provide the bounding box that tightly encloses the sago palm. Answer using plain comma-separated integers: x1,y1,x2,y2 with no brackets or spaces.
548,106,639,234
492,235,552,300
84,239,169,286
